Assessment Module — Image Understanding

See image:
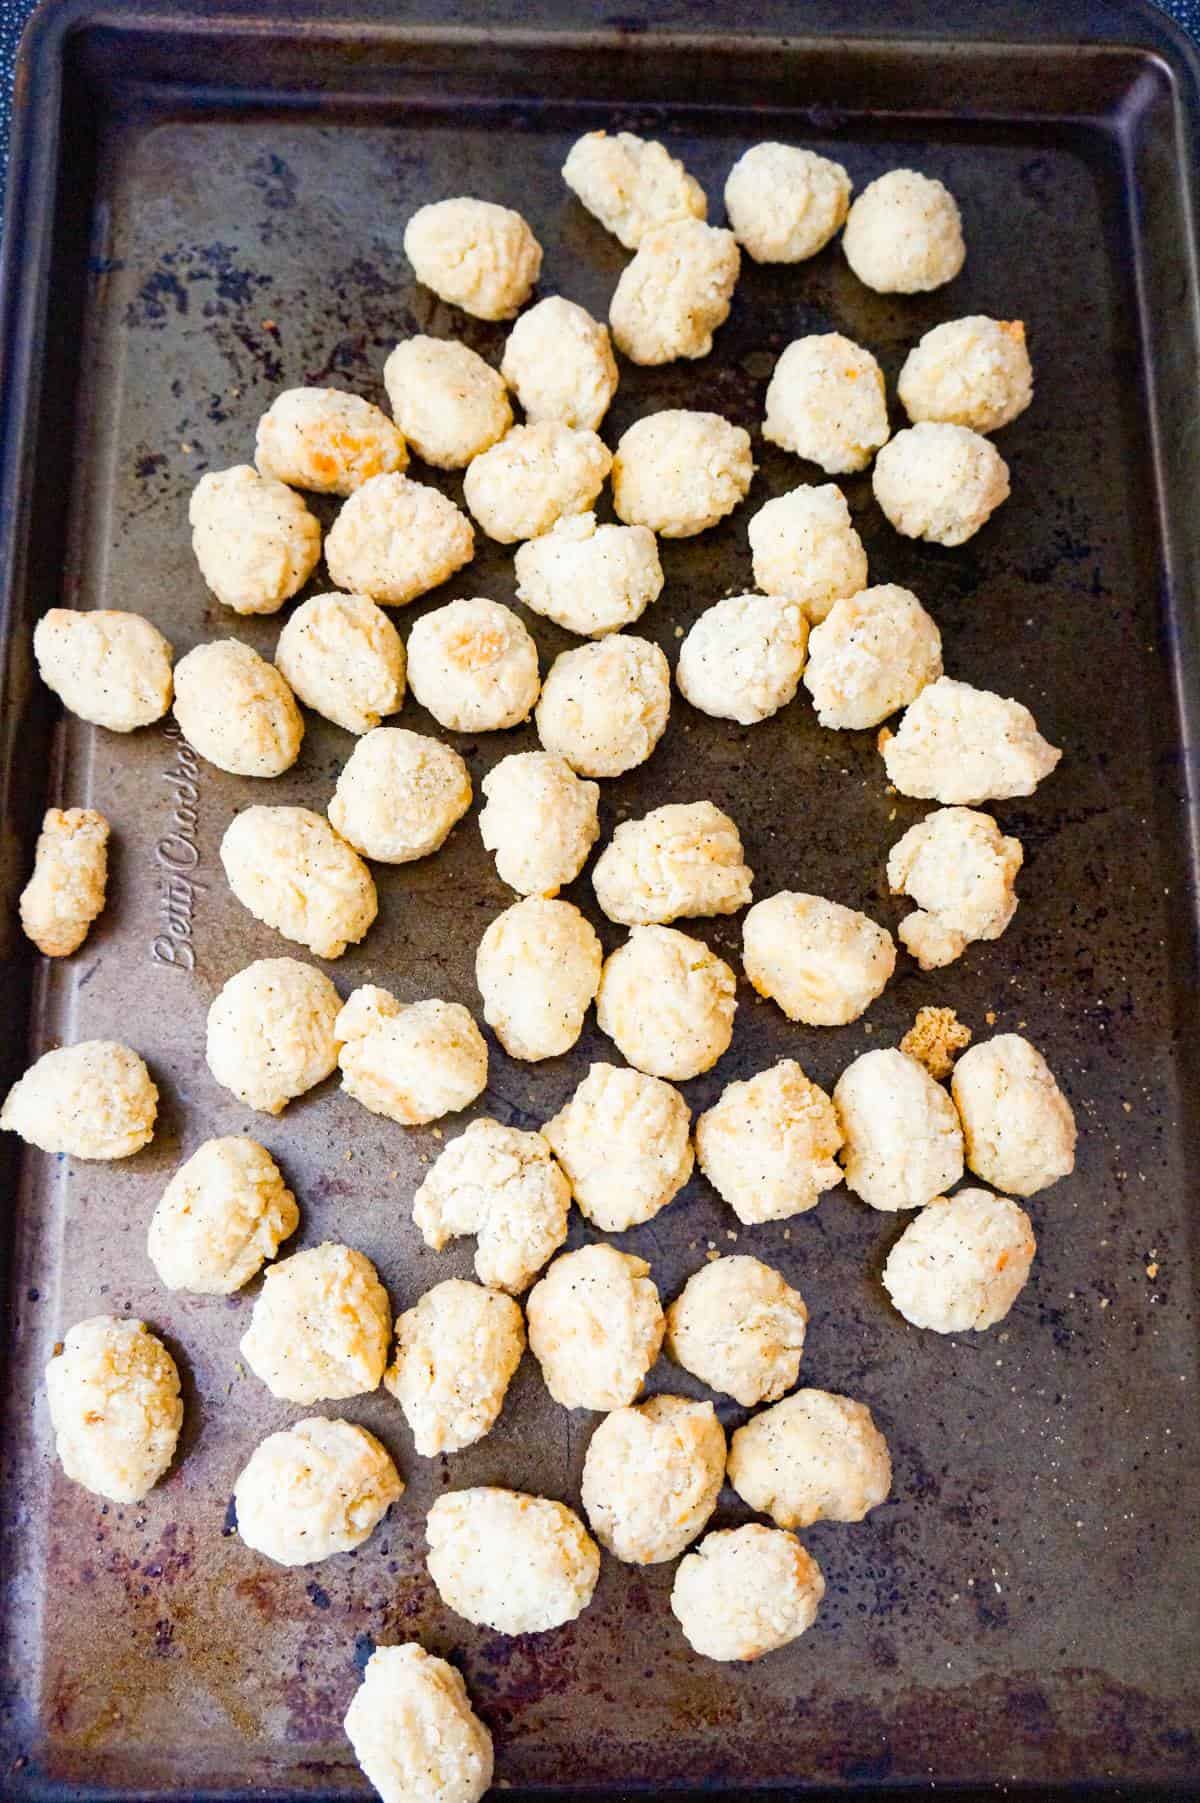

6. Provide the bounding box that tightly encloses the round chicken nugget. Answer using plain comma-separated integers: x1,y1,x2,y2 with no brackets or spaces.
671,1525,824,1663
19,807,109,957
898,316,1032,433
189,465,320,615
748,483,868,624
526,1244,664,1411
666,1255,808,1407
478,751,600,897
206,957,341,1115
535,635,670,778
695,1059,843,1225
328,727,472,863
385,1278,525,1456
404,197,542,320
412,1119,569,1294
383,336,512,470
254,386,407,495
220,805,377,959
34,608,173,731
879,676,1061,804
581,1395,725,1563
763,333,890,475
344,1643,493,1803
502,296,619,430
515,511,663,637
951,1033,1077,1197
724,142,851,263
240,1241,390,1403
597,924,736,1081
883,1187,1037,1332
336,989,488,1127
147,1136,299,1294
888,805,1023,969
843,168,965,293
45,1316,181,1504
463,423,611,545
426,1487,599,1634
2,1040,156,1160
234,1416,402,1565
728,1389,892,1528
324,473,475,607
407,597,539,732
833,1046,964,1213
593,801,753,926
803,584,942,730
676,594,808,726
562,130,707,249
742,891,895,1026
873,422,1009,546
612,410,754,537
475,897,602,1061
173,640,303,777
542,1061,693,1233
610,218,739,365
274,591,405,735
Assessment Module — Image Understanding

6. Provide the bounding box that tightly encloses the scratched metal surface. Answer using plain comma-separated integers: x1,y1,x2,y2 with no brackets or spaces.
0,45,1198,1803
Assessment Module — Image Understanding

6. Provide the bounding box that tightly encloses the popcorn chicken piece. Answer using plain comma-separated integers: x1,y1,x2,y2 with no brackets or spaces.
2,1040,156,1159
666,1255,808,1406
147,1136,299,1294
596,924,736,1081
240,1241,390,1403
475,897,602,1061
951,1033,1077,1197
383,336,512,470
899,316,1033,433
189,465,320,615
879,676,1061,803
899,1004,972,1081
478,752,599,896
612,410,754,537
873,421,1009,546
427,1487,599,1634
328,727,472,863
324,473,475,606
743,891,895,1026
45,1316,181,1504
581,1396,725,1564
407,597,539,732
385,1279,525,1456
501,296,619,430
412,1119,568,1293
220,805,377,959
748,483,868,624
173,640,303,777
695,1059,842,1225
463,423,611,545
274,591,405,734
536,635,670,778
336,987,488,1127
676,593,808,725
728,1389,892,1528
843,168,965,293
563,130,706,249
205,957,341,1115
883,1187,1037,1332
724,142,852,263
403,197,542,320
542,1062,694,1233
34,608,173,731
515,511,663,637
610,218,740,365
254,386,407,495
593,801,753,926
19,807,109,957
888,806,1023,968
671,1526,824,1663
526,1244,664,1410
233,1417,402,1565
803,583,942,730
833,1046,964,1212
345,1644,493,1803
764,333,890,475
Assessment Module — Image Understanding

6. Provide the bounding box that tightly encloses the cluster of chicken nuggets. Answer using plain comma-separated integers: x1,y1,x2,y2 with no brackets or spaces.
3,127,1079,1803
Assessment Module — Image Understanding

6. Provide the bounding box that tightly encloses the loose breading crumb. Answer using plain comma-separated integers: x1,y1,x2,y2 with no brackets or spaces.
900,1005,973,1081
